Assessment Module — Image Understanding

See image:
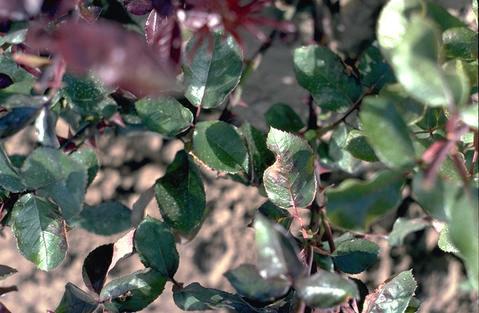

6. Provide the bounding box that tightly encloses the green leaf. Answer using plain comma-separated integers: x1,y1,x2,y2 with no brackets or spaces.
0,107,40,139
192,120,248,174
21,147,88,223
224,264,290,302
293,45,362,111
332,238,380,274
0,54,35,100
55,283,98,313
0,146,25,192
264,103,304,132
389,218,429,247
361,96,415,168
411,172,461,221
70,148,99,186
173,282,272,312
460,104,478,129
379,84,426,125
425,2,467,31
438,225,460,254
76,201,132,236
358,44,396,91
11,194,67,271
326,171,405,230
443,27,479,61
345,130,379,162
135,97,193,137
0,23,27,45
328,125,361,173
449,190,479,290
61,74,113,117
263,128,316,209
294,270,358,309
363,270,417,313
155,150,206,237
254,214,304,279
134,217,179,278
258,201,293,230
239,123,274,185
0,265,17,281
184,32,243,109
100,269,167,313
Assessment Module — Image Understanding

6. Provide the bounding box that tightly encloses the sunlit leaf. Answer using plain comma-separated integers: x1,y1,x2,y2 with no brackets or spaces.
443,27,479,61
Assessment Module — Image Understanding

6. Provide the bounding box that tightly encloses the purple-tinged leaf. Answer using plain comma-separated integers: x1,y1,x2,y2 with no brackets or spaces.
82,244,114,294
0,73,13,89
145,10,182,68
124,0,153,15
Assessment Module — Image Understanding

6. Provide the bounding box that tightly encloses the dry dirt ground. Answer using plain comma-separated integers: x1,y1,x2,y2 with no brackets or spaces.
1,1,478,312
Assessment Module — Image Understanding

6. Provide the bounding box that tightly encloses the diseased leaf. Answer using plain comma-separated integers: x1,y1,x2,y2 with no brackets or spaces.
134,217,179,278
332,238,380,274
21,147,88,223
238,123,274,185
82,244,114,294
363,270,417,313
192,121,248,174
293,45,361,111
264,103,304,132
11,194,67,271
361,96,415,168
173,282,273,312
326,171,405,230
0,265,17,281
0,146,25,192
263,128,316,209
76,201,132,236
100,269,167,313
295,270,358,309
155,150,206,238
254,214,304,280
224,264,290,302
55,283,98,313
135,97,193,137
389,218,428,247
184,31,243,109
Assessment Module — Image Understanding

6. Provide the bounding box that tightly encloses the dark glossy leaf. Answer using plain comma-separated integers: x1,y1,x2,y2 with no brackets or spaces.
21,147,88,223
82,244,114,294
135,97,193,137
361,96,415,168
10,194,67,271
443,27,478,61
293,45,361,111
70,148,99,186
55,283,98,313
192,120,248,174
224,264,290,302
388,218,428,247
134,217,179,278
184,31,243,109
77,201,132,236
0,146,25,192
238,123,274,185
332,238,380,274
258,201,292,230
358,45,395,91
264,103,304,132
0,265,17,281
155,150,206,237
263,128,316,209
345,130,379,162
326,171,405,230
449,190,479,290
363,270,417,313
145,10,182,66
27,20,177,97
0,107,39,139
173,282,273,312
254,214,304,279
295,270,358,309
100,269,167,313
